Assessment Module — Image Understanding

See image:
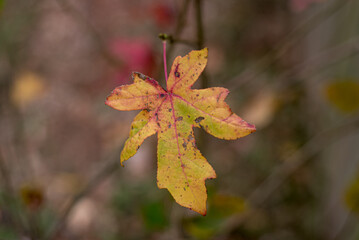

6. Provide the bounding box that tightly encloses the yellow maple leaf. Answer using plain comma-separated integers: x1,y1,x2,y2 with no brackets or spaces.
106,48,255,215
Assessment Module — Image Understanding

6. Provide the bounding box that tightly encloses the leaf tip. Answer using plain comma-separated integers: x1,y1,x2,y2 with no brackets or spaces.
131,71,143,81
202,47,209,58
189,206,207,216
105,97,112,107
248,122,256,133
201,209,207,216
120,155,127,167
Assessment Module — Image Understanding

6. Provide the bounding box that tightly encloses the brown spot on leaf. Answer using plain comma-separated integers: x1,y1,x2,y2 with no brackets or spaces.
176,116,183,121
137,72,146,80
188,134,194,141
174,64,180,78
195,116,205,123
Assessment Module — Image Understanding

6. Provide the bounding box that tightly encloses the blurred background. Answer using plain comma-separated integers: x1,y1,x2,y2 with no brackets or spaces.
1,0,359,239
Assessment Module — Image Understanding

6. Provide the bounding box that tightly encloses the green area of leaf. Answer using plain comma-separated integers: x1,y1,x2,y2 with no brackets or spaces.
325,80,359,113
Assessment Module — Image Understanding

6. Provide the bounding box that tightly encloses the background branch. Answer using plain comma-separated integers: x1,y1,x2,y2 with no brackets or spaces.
44,150,122,240
228,0,352,90
167,0,191,60
218,114,359,237
54,0,122,68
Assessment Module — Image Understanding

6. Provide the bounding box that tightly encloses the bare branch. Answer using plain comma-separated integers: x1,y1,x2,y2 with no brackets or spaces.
44,150,122,240
218,114,359,236
54,0,122,68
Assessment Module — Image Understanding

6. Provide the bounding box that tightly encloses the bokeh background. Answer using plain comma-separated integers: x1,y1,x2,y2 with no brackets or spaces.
1,0,359,239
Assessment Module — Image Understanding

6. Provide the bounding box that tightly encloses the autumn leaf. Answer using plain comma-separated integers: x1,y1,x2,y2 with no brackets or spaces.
106,48,256,215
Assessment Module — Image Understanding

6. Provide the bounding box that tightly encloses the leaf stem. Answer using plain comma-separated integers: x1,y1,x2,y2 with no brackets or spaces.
163,40,169,86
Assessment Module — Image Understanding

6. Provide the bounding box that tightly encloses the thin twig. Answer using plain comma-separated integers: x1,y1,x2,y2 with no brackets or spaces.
249,116,359,205
194,0,204,49
330,210,351,240
44,151,122,240
218,114,359,236
275,0,352,60
0,147,27,236
194,0,210,152
171,38,197,48
54,0,122,68
0,72,31,237
194,0,208,89
268,35,359,92
167,0,191,60
239,34,359,99
228,0,352,91
282,36,359,82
